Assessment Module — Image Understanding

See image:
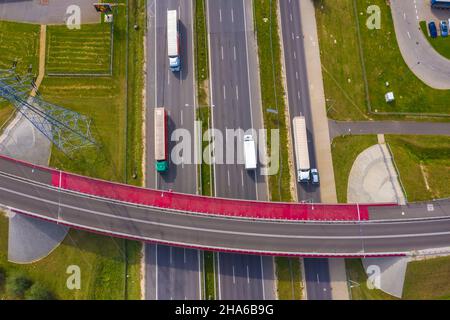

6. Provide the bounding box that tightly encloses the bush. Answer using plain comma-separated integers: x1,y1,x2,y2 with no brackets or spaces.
25,283,54,300
5,272,32,299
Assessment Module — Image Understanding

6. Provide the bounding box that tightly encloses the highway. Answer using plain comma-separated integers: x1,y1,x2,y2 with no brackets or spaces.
1,159,450,256
279,0,331,300
145,0,200,300
207,0,274,300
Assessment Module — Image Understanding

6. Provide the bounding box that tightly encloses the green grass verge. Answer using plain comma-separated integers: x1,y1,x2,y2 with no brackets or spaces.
126,0,146,186
386,135,450,201
0,21,40,130
198,106,213,197
403,256,450,299
8,0,143,299
347,257,450,300
346,259,397,300
315,0,450,119
331,135,378,203
275,257,303,300
254,0,291,202
203,251,216,300
254,0,303,299
0,214,141,299
194,1,215,300
420,21,450,60
195,0,209,106
46,23,112,75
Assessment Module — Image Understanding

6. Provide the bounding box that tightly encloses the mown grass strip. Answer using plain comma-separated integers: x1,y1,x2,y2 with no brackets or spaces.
194,0,216,300
195,0,209,106
254,0,302,300
46,23,112,75
275,257,303,300
254,0,291,203
126,0,145,186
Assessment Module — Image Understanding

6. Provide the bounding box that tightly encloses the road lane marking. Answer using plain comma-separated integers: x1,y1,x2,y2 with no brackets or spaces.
260,256,266,300
223,85,226,100
231,8,234,23
234,46,237,61
232,265,236,284
156,244,158,300
236,85,239,100
221,46,224,60
227,169,231,187
219,9,222,22
246,265,250,284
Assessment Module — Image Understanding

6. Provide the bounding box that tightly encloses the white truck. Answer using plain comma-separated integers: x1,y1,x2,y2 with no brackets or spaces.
154,107,169,173
292,116,310,183
243,135,257,170
167,10,181,72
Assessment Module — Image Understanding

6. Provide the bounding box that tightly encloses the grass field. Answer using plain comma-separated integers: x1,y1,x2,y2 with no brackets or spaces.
331,135,378,203
275,257,303,300
387,135,450,202
254,0,291,203
0,21,40,131
315,0,450,119
203,251,216,300
126,0,146,186
420,21,450,60
346,259,398,300
347,257,450,300
0,1,144,300
195,0,209,106
46,23,112,75
0,214,141,300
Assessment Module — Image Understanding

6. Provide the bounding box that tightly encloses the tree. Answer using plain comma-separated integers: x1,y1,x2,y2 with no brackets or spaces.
25,283,54,300
5,272,32,299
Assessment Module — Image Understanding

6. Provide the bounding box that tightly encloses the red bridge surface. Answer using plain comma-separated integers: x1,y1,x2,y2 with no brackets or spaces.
50,171,394,221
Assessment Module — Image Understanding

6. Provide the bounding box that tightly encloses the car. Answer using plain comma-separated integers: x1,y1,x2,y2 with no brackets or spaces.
429,21,438,38
310,168,320,185
440,20,448,37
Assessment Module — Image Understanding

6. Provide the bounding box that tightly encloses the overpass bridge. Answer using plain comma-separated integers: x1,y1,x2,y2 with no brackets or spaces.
0,154,449,257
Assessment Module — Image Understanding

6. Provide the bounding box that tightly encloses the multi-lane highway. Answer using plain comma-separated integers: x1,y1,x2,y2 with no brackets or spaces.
1,157,450,256
207,0,274,300
278,0,331,300
145,0,200,300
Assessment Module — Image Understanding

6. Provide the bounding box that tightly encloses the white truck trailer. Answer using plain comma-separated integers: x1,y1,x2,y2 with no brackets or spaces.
154,107,168,172
243,135,257,170
167,10,181,72
292,116,310,183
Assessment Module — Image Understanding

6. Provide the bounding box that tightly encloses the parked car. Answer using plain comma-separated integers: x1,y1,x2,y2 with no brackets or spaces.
429,21,438,38
440,20,448,37
310,168,320,185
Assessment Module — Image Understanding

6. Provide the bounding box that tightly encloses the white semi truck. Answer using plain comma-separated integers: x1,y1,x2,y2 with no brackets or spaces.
243,135,257,170
167,10,181,72
154,107,168,173
292,116,310,183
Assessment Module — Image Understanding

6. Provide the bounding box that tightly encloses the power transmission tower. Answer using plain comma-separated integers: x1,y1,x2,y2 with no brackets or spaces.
0,65,96,154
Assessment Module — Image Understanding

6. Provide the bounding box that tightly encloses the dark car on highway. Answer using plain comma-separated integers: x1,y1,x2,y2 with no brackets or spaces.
428,21,438,38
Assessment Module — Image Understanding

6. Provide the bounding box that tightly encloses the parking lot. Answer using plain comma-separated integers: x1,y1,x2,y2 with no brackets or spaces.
0,0,100,24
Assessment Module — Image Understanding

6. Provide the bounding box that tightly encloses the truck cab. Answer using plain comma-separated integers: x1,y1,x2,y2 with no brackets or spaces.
167,10,181,72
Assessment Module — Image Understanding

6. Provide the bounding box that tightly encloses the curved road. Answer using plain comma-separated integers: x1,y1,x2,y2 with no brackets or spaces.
1,159,450,256
391,0,450,89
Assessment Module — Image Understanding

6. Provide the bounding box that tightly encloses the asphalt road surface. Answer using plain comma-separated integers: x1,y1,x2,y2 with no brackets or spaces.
303,258,332,300
145,0,200,300
391,0,450,89
207,0,274,300
279,0,330,300
329,120,450,140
